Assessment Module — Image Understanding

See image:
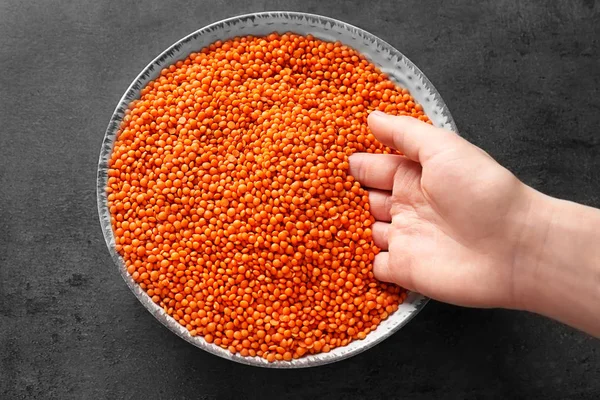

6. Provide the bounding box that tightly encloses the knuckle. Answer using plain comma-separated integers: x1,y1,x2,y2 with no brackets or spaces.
383,194,394,215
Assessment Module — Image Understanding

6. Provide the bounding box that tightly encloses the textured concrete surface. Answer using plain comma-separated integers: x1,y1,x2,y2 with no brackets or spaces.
1,0,599,399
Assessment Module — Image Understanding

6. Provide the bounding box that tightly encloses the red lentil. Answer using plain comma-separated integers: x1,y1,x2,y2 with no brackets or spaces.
107,33,425,361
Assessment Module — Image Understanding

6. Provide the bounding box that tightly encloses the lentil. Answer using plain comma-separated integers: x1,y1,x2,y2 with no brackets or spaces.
107,33,425,361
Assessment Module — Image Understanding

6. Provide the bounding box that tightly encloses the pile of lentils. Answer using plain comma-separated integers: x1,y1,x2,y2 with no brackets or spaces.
107,33,428,362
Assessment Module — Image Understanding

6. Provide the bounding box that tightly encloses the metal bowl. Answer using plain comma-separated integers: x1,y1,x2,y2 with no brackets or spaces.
97,11,456,368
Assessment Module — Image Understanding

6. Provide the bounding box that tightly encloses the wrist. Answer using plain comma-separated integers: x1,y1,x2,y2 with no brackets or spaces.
511,188,600,335
510,187,558,312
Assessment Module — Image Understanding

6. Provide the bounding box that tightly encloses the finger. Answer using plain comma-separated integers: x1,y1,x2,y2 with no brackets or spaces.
368,111,464,164
348,153,413,191
372,252,394,283
390,157,422,201
367,190,393,222
372,249,415,290
371,221,390,250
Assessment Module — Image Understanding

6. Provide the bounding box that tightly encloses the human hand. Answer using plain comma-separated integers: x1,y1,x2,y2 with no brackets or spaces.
349,111,538,309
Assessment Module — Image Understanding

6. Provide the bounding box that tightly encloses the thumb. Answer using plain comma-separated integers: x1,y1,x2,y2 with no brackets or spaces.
368,111,465,164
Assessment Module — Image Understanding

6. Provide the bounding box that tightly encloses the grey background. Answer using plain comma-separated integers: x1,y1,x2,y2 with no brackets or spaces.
1,0,599,399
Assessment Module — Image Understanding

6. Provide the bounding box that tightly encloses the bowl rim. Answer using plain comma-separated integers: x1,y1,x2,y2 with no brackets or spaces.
97,10,456,368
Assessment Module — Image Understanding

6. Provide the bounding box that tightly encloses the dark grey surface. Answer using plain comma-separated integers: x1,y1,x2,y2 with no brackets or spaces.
1,0,599,399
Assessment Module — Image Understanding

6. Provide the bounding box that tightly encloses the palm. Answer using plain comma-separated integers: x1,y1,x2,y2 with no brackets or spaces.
392,145,527,307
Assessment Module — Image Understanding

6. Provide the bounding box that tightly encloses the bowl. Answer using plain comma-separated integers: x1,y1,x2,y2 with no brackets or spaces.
97,11,456,368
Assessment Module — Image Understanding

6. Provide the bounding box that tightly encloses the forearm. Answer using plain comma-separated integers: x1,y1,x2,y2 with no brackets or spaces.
516,189,600,336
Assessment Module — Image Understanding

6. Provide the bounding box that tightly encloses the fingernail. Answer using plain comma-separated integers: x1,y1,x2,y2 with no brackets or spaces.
370,110,385,118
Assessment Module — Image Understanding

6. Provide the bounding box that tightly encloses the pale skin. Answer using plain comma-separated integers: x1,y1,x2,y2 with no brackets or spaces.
349,111,600,337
